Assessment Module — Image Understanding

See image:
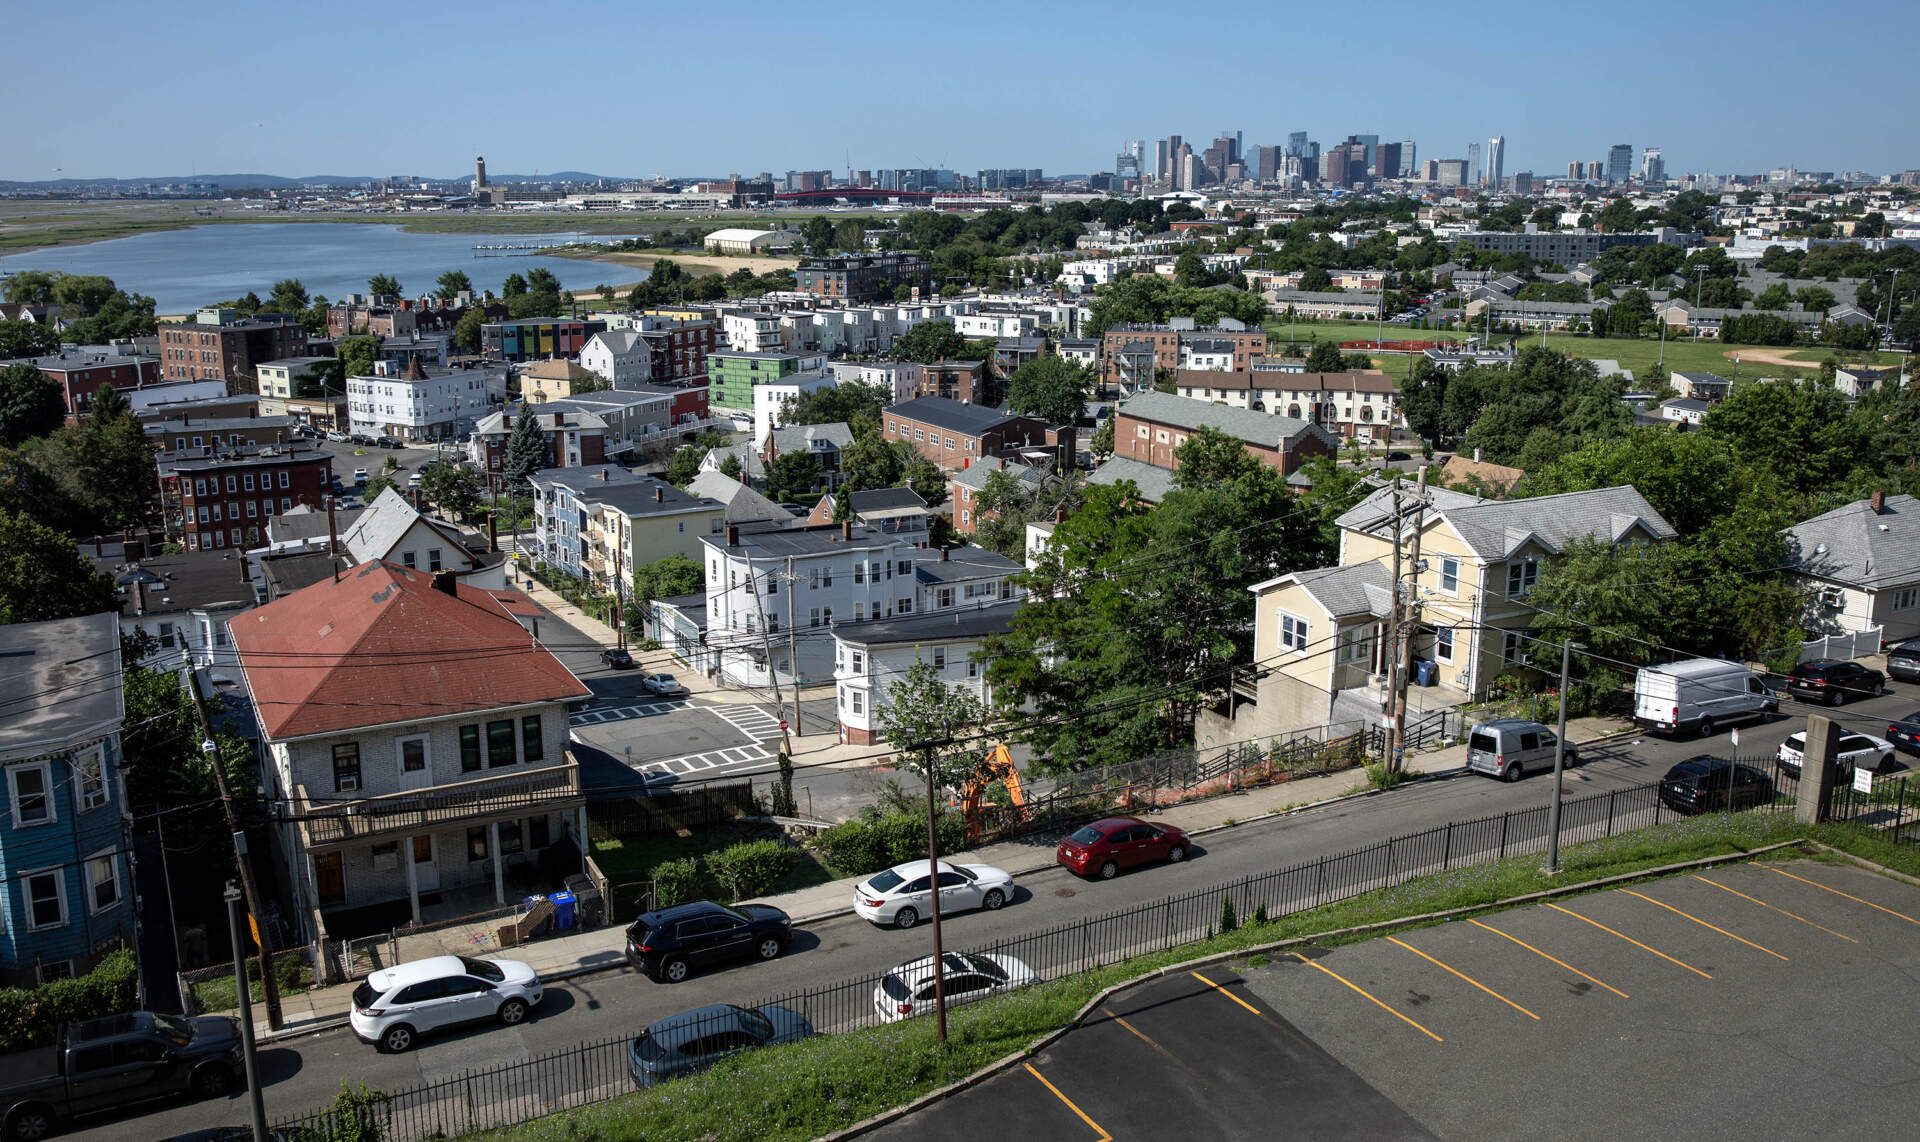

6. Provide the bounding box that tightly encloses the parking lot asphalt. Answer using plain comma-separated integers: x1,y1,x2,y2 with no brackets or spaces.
872,858,1920,1141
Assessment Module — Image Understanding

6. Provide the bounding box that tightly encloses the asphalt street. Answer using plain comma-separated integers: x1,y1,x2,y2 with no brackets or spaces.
64,671,1920,1142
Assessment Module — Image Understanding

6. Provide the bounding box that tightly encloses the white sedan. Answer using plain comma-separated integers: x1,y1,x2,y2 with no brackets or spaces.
852,859,1014,929
873,952,1038,1022
1778,730,1895,777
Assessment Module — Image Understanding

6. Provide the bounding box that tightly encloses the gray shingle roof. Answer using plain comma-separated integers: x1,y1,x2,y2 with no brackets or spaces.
686,470,793,525
847,487,928,513
1117,391,1331,451
1785,494,1920,591
1442,486,1678,560
917,544,1022,584
769,422,854,453
1086,456,1178,504
1288,560,1394,620
0,613,122,753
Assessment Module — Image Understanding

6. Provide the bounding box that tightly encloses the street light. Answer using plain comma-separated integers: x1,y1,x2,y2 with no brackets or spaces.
1545,638,1585,874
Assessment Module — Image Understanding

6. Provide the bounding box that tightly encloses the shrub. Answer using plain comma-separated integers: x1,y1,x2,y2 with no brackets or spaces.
706,840,792,900
651,856,704,908
0,947,138,1054
810,811,964,877
1219,896,1238,934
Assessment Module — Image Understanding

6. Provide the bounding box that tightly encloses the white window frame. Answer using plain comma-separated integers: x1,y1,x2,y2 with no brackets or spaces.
1336,627,1371,665
933,646,947,670
22,868,68,930
1894,587,1920,612
73,745,109,812
1439,556,1459,595
850,688,864,715
9,762,56,827
1434,626,1455,663
397,733,431,776
1506,557,1538,598
86,850,122,915
1502,630,1523,664
1278,611,1311,654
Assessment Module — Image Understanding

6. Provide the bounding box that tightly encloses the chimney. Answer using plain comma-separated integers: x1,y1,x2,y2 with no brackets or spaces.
431,570,458,596
1473,447,1482,464
726,524,740,546
600,467,608,481
1871,490,1886,515
326,495,341,581
487,511,499,553
238,552,250,582
841,520,852,540
940,545,949,562
654,486,664,502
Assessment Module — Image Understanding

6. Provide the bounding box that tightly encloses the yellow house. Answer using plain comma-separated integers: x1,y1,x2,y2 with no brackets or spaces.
580,482,726,592
1197,484,1676,746
521,359,598,404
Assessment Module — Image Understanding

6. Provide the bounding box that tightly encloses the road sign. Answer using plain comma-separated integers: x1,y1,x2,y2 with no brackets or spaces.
1731,727,1740,746
779,720,789,730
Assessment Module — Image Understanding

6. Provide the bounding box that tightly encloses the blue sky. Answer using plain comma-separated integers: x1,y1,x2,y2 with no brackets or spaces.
2,0,1912,182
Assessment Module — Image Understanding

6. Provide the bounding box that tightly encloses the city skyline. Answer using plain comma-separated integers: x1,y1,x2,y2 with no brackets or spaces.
2,0,1915,183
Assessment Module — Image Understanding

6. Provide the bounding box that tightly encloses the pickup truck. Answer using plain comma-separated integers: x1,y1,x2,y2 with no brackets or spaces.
0,1013,242,1141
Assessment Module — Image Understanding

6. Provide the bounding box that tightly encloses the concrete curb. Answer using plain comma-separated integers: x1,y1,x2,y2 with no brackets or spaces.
1799,841,1920,890
815,836,1810,1141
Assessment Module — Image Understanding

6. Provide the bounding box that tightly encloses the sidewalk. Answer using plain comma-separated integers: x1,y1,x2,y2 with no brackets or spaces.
243,714,1632,1043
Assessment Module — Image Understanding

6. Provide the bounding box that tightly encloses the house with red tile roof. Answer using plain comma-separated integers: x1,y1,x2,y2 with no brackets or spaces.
231,561,590,942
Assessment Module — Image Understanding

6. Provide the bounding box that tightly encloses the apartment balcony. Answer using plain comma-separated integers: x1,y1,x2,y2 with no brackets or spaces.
292,759,582,851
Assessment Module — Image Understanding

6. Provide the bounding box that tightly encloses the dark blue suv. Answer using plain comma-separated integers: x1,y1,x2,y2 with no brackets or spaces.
625,901,793,983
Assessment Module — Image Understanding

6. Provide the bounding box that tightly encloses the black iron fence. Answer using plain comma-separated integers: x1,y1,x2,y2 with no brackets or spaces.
278,765,1856,1142
587,779,761,837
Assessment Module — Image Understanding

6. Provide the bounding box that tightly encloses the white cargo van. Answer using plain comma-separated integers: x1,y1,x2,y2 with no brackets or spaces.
1633,659,1777,737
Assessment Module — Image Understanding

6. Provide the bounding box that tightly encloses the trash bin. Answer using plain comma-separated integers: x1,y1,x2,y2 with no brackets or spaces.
564,873,604,928
1414,660,1437,687
550,890,577,932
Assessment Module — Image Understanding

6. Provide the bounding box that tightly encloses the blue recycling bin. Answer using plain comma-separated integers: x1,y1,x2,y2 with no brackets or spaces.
550,890,577,932
1414,659,1437,687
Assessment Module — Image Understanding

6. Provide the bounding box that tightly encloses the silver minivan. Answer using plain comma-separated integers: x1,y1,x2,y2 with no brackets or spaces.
1467,718,1576,782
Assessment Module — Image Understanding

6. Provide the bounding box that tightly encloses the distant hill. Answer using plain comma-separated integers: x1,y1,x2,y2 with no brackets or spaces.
0,170,630,191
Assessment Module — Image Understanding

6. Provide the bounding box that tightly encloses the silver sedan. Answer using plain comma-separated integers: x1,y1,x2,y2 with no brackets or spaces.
852,859,1014,929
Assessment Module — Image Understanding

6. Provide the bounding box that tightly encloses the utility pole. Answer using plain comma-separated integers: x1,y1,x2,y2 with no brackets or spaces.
188,669,282,1029
1545,638,1582,874
1382,477,1403,767
226,882,270,1142
1388,467,1428,774
916,734,950,1044
785,556,802,737
744,563,795,756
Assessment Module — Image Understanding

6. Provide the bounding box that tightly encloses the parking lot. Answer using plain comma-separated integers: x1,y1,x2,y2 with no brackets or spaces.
877,858,1920,1141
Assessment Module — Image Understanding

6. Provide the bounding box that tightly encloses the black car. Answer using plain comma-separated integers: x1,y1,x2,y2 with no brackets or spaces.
600,648,636,670
1785,659,1884,706
1887,710,1920,757
1886,640,1920,684
376,435,403,449
1658,756,1776,815
625,901,792,983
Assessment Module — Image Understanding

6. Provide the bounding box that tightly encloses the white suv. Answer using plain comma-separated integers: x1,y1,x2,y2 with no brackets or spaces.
349,955,543,1053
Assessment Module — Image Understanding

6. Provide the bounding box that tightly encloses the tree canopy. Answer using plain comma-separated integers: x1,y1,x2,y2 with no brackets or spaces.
1004,356,1093,426
502,412,548,492
0,364,66,447
0,507,117,624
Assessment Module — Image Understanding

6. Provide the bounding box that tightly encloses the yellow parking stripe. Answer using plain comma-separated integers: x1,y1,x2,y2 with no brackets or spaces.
1690,875,1857,942
1617,890,1789,961
1190,970,1263,1016
1468,919,1629,998
1545,903,1713,978
1023,1063,1113,1142
1386,936,1539,1020
1107,1009,1178,1060
1756,864,1920,927
1290,953,1444,1042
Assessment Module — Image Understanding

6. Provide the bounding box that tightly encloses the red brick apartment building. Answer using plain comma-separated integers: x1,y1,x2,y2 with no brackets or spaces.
882,397,1066,472
160,445,334,551
159,314,306,393
1100,322,1266,389
1112,391,1334,476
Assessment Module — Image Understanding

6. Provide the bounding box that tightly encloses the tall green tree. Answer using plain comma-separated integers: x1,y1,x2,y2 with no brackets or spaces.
839,431,904,490
502,412,548,492
0,507,117,624
267,278,310,313
501,272,528,298
420,461,482,520
453,308,486,354
366,273,403,299
0,319,60,360
892,321,971,364
524,268,562,295
435,270,474,300
1005,356,1093,425
877,658,990,790
764,451,823,502
1303,339,1348,372
68,386,156,530
339,335,381,380
0,364,66,446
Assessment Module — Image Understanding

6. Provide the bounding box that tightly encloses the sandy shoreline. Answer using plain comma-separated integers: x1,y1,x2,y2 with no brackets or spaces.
551,248,800,278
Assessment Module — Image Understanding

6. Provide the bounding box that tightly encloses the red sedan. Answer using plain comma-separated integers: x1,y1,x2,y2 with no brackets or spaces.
1057,816,1190,880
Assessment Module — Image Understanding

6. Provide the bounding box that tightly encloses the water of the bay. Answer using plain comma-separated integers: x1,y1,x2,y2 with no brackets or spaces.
0,222,646,314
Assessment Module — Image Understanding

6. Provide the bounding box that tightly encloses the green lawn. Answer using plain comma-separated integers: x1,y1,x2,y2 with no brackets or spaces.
589,825,835,917
1260,316,1903,385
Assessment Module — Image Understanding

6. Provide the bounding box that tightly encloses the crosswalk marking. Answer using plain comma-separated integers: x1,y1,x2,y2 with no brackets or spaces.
632,742,775,779
566,700,681,727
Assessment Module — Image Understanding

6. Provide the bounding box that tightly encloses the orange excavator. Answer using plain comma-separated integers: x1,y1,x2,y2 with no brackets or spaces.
962,743,1027,839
